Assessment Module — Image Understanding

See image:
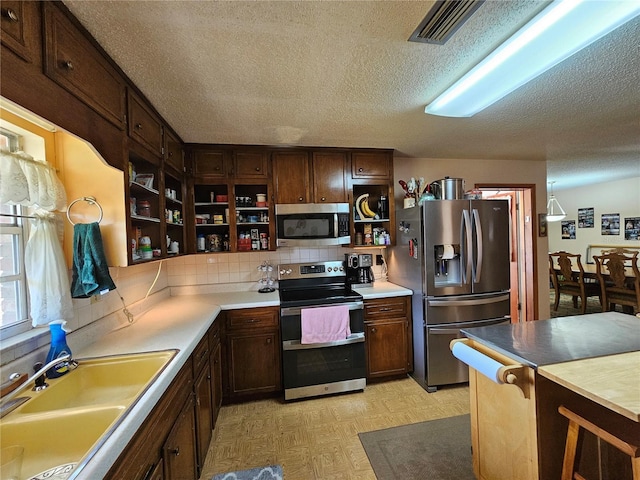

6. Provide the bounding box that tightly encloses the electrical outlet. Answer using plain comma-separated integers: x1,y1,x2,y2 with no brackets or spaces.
376,254,384,265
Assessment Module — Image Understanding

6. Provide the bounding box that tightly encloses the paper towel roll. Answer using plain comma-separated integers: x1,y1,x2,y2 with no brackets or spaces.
442,244,455,259
451,341,505,384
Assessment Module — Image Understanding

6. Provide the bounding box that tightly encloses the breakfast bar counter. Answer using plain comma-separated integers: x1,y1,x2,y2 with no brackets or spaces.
458,312,640,480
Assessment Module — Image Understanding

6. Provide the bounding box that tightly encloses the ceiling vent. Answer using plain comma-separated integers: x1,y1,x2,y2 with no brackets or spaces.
409,0,485,45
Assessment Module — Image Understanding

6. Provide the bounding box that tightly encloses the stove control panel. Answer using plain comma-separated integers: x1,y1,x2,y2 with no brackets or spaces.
278,261,345,280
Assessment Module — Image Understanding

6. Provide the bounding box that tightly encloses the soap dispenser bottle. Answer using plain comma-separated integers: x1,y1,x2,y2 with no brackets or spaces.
45,320,72,378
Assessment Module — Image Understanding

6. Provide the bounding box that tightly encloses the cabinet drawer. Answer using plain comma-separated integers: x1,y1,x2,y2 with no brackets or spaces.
128,90,163,156
43,3,126,130
209,319,221,349
227,307,279,331
364,297,408,319
193,334,210,375
352,152,392,178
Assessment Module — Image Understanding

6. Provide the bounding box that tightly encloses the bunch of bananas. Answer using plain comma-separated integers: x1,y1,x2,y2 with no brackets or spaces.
355,194,378,219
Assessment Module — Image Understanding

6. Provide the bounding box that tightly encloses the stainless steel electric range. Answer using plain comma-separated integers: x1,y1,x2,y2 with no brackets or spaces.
278,261,366,401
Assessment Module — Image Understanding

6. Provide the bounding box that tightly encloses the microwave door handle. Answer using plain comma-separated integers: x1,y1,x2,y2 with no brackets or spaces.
472,208,483,283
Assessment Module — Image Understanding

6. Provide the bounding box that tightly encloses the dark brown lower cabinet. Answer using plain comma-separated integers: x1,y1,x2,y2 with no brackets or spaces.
364,296,413,380
224,307,281,402
194,360,213,474
106,320,223,480
163,395,197,480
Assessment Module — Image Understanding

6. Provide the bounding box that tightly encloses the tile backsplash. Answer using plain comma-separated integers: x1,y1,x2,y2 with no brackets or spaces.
1,246,387,377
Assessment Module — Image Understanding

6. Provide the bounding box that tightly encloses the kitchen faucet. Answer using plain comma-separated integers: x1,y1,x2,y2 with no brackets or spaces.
0,354,76,418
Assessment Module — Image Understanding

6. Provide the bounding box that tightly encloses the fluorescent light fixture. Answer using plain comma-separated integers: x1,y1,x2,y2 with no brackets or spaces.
425,0,640,117
546,181,566,222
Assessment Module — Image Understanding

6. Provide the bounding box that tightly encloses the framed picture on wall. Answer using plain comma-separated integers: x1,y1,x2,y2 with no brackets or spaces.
624,217,640,240
538,214,547,237
578,207,594,228
561,220,576,239
601,213,620,235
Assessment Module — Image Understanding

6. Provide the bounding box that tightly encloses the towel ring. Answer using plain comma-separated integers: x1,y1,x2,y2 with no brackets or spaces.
66,196,103,225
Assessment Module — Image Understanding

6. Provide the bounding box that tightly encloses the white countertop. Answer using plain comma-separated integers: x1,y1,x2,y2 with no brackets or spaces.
69,282,404,479
353,280,413,299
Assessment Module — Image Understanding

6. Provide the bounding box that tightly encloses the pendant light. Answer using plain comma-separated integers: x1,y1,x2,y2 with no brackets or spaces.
546,181,566,222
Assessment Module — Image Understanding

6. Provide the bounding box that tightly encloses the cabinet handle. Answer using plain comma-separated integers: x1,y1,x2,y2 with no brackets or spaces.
2,8,19,22
135,123,143,130
320,197,326,202
170,447,180,456
379,307,392,312
266,338,272,344
371,327,377,333
63,60,74,71
255,167,261,172
358,167,364,172
214,166,221,171
298,197,304,202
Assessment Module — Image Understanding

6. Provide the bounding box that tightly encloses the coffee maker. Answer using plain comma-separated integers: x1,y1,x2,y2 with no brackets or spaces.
345,253,374,285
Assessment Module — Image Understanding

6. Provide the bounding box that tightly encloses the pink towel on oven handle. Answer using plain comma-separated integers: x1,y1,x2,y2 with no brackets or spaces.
300,304,351,344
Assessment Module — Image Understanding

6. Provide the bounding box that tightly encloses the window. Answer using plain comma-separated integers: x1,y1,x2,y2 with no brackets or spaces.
0,128,30,337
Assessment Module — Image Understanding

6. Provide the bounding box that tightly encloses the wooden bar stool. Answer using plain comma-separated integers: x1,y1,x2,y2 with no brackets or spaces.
558,405,640,480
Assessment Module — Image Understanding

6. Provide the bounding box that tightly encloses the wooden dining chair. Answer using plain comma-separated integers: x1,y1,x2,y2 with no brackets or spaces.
549,251,602,314
593,251,640,314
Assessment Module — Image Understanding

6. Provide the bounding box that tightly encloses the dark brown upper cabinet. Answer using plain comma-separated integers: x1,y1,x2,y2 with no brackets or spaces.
127,90,163,157
1,1,39,63
233,150,269,179
191,148,228,179
43,2,126,130
352,151,393,179
164,128,184,174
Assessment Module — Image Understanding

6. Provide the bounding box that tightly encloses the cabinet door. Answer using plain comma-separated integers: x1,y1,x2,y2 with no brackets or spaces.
194,364,213,474
193,149,227,179
128,90,163,157
43,3,126,130
352,151,392,179
210,341,223,426
234,151,268,178
1,1,39,63
163,395,197,480
312,152,348,203
366,319,409,378
164,129,184,174
227,331,281,396
272,151,310,203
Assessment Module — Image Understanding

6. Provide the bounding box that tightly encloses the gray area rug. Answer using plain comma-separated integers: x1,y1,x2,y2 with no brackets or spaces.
359,414,474,480
212,464,283,480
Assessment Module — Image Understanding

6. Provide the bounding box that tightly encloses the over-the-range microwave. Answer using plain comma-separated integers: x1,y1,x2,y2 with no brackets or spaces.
275,203,351,247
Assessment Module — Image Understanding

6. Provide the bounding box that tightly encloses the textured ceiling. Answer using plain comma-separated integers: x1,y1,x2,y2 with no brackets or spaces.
63,0,640,191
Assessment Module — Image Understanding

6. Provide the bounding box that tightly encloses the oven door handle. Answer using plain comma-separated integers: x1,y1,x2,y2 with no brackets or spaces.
283,332,365,350
280,301,364,317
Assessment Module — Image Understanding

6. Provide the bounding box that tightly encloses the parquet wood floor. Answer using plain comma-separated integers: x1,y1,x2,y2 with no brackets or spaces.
200,377,470,479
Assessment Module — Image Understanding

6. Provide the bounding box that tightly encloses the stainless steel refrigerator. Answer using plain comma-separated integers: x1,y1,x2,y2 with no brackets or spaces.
388,199,511,392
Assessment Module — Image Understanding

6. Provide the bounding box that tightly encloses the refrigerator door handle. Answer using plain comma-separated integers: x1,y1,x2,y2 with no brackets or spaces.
472,208,483,283
461,209,472,284
427,293,510,307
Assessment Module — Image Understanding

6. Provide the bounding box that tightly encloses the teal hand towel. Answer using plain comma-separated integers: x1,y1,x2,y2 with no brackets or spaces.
71,222,116,298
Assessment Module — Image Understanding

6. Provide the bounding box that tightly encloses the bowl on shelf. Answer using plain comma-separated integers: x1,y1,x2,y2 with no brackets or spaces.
256,201,268,208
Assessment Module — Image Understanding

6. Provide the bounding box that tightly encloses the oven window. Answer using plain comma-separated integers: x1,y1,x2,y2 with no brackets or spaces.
282,343,366,389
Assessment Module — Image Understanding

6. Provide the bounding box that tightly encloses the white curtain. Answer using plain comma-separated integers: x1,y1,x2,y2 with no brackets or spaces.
1,148,72,327
25,212,74,326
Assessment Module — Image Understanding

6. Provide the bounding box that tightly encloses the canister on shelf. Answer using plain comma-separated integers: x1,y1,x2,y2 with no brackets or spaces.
137,200,151,217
